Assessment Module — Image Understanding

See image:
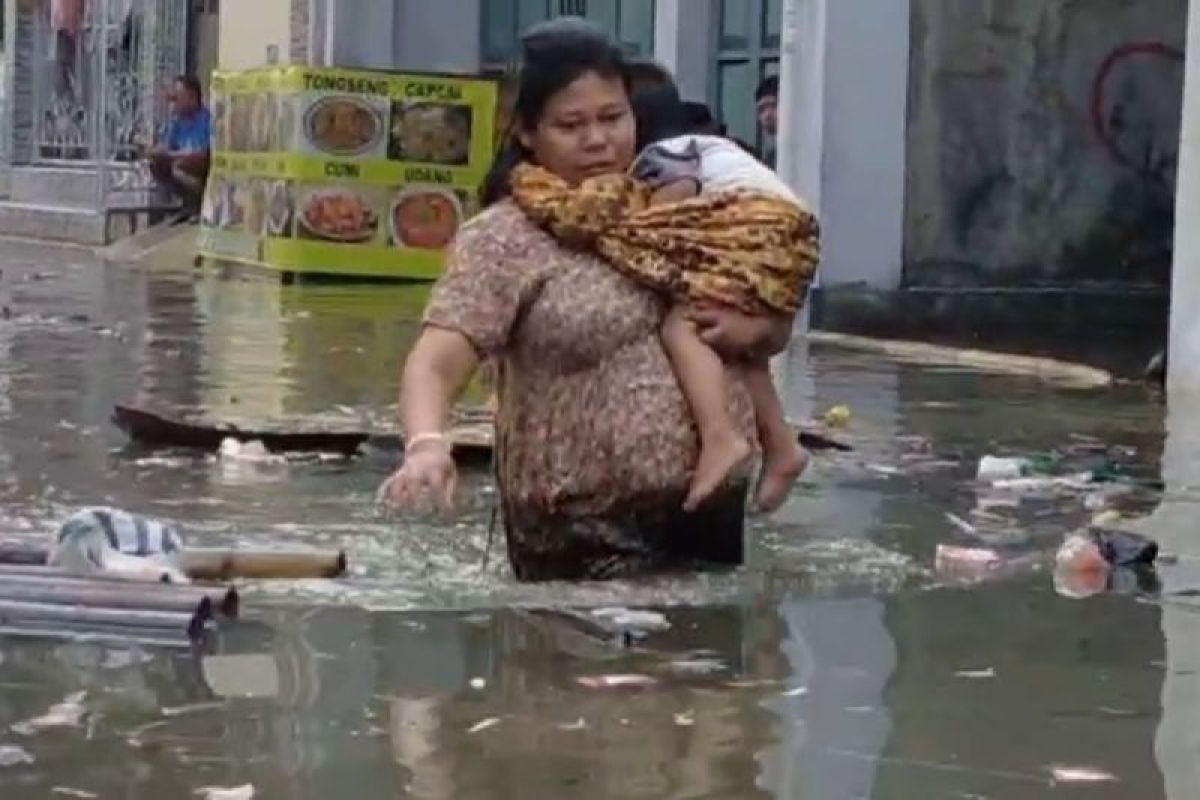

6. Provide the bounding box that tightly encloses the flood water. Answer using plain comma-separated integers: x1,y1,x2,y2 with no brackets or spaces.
0,234,1194,798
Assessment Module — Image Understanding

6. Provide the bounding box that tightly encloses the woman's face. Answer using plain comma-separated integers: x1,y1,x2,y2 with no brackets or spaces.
519,71,636,185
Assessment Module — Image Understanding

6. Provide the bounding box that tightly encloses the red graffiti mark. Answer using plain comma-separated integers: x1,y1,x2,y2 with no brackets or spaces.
1090,41,1184,175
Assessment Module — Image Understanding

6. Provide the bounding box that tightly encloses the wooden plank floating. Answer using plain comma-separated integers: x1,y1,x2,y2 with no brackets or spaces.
111,404,493,458
0,545,346,582
111,404,851,456
807,332,1115,389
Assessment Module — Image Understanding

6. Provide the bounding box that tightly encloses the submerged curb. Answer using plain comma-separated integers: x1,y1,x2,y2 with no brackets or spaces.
807,331,1115,389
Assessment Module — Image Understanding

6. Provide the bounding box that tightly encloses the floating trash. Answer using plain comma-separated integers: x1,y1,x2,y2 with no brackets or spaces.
977,456,1033,482
935,544,1003,573
591,607,670,632
1049,765,1117,784
467,717,501,734
195,786,255,800
823,405,852,428
954,668,996,680
11,691,87,735
0,744,33,767
576,674,659,690
944,513,977,536
666,657,726,675
219,438,287,466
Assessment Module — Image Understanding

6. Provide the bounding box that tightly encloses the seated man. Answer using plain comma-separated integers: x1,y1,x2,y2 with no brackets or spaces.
148,75,212,217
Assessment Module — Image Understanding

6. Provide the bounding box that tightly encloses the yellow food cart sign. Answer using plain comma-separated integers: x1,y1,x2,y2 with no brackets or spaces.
197,66,499,279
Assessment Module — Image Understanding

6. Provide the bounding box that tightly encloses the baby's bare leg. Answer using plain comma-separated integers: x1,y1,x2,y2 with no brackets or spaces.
743,362,809,512
662,305,752,511
649,178,700,206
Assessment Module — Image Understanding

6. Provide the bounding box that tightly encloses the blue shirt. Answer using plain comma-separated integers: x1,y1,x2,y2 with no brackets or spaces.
166,107,212,154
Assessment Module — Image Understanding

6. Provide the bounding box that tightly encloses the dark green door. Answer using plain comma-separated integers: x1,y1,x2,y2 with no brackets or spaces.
482,0,656,68
710,0,781,152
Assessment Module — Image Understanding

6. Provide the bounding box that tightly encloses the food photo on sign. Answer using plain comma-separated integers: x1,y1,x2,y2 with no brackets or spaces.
304,95,388,159
388,186,463,251
294,184,384,245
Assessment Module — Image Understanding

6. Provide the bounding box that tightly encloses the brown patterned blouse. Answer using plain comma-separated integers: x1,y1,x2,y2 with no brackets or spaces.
424,200,756,578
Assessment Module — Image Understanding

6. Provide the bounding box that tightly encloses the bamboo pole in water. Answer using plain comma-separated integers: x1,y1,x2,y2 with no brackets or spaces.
0,623,194,649
0,566,239,616
178,549,348,581
0,597,211,639
0,545,348,581
0,577,238,618
0,545,47,566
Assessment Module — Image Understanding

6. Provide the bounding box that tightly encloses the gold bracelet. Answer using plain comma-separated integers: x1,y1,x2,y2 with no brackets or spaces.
405,432,450,453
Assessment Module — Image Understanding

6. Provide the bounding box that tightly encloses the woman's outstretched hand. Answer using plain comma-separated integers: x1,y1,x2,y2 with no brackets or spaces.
377,444,458,513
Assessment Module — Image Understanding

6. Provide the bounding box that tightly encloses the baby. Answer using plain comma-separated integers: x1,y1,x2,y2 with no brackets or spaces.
510,100,819,513
629,132,812,511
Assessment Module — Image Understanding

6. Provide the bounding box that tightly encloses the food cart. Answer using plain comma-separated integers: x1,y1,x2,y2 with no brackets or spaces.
197,66,499,280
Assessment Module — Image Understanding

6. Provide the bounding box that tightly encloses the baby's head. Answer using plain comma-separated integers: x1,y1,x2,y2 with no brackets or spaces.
628,62,690,151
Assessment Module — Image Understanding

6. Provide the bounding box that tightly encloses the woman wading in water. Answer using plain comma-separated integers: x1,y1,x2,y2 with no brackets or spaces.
378,19,802,581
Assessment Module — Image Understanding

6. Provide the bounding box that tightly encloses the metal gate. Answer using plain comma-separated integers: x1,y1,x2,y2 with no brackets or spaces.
30,0,187,199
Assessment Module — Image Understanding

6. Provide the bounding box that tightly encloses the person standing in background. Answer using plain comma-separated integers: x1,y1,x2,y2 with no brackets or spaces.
755,75,779,168
50,0,85,99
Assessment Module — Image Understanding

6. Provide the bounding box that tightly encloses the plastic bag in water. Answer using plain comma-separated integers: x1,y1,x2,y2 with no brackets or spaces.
1090,528,1158,567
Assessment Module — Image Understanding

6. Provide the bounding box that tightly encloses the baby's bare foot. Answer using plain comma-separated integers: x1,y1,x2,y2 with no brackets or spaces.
753,442,809,513
685,432,753,512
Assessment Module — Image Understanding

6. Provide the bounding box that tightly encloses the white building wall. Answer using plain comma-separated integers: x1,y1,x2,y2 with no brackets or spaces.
776,0,909,290
329,1,397,69
653,0,713,102
219,0,292,70
393,0,482,74
1160,4,1200,795
1169,0,1200,395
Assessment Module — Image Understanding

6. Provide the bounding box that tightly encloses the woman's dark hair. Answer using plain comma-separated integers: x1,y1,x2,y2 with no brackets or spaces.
481,18,630,207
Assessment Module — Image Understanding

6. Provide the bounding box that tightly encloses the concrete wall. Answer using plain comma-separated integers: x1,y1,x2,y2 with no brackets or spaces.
820,0,910,289
905,0,1187,287
393,0,481,75
219,0,292,70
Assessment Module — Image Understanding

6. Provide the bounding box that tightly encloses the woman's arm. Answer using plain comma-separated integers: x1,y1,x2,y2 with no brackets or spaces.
688,307,794,361
380,326,479,511
401,326,481,439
